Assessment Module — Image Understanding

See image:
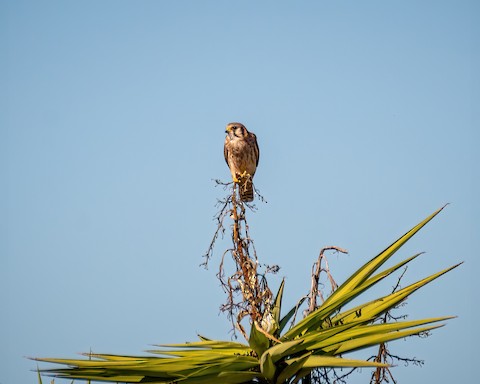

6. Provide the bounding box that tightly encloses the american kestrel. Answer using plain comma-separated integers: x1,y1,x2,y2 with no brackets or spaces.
224,122,260,202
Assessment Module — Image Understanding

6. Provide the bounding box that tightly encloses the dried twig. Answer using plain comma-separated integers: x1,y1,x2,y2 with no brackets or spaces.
306,246,348,317
369,266,425,384
201,181,233,268
303,246,351,384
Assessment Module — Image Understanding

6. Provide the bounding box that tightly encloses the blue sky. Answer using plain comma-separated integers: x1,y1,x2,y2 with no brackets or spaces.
1,1,478,383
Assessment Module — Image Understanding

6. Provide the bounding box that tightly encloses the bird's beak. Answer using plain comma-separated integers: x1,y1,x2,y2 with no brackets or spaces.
225,126,231,133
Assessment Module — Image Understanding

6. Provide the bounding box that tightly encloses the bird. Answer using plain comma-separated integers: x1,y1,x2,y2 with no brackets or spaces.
224,122,260,202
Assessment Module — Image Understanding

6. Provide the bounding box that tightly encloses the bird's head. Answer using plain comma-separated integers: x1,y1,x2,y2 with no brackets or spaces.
225,122,248,139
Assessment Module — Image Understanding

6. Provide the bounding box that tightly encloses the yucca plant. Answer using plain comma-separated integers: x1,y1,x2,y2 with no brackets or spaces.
34,205,459,383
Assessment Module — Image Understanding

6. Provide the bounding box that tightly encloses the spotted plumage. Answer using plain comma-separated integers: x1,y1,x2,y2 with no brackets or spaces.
224,122,259,202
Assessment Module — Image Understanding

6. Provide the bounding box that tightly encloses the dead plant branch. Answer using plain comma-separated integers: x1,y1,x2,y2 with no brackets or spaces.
204,180,275,338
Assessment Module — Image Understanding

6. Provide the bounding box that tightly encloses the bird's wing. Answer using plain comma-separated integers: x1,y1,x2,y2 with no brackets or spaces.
251,133,259,167
224,137,230,166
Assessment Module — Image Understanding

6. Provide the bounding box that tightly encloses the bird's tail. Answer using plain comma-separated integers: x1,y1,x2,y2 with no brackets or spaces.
238,177,254,202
